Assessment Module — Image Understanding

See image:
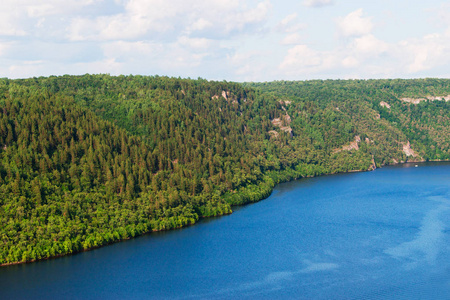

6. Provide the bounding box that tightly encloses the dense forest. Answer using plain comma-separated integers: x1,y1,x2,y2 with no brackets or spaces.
1,75,449,265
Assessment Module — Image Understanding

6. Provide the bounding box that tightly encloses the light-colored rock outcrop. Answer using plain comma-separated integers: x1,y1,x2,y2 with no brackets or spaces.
401,95,450,104
402,141,417,157
268,130,279,137
212,90,230,100
333,135,361,153
270,113,293,135
380,101,391,109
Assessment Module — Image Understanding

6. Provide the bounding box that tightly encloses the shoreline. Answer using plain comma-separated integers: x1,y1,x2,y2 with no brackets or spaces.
2,158,449,268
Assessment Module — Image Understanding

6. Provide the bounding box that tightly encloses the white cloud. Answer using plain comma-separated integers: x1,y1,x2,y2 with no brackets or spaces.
277,13,306,33
178,36,214,50
64,0,272,79
303,0,334,8
408,46,433,73
0,41,12,56
25,0,96,18
281,33,303,45
68,0,271,41
433,3,450,27
352,34,389,56
342,56,358,68
228,50,270,81
69,13,158,41
0,0,98,37
102,41,163,62
189,18,213,32
397,33,449,74
336,9,373,37
278,25,450,79
277,13,306,46
98,39,228,79
277,6,450,79
279,13,298,28
279,41,391,78
279,36,392,78
0,0,273,80
229,51,256,67
8,62,44,79
280,45,333,73
0,7,27,36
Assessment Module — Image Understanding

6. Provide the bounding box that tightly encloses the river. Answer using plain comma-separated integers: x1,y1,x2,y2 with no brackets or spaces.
1,162,450,299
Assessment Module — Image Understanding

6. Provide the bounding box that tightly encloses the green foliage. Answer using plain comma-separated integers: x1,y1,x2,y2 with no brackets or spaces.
1,75,449,265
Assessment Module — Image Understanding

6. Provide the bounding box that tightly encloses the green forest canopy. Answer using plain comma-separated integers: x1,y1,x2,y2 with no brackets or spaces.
1,75,449,264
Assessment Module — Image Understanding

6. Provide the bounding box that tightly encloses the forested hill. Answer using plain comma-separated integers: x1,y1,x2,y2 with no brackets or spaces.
1,75,449,265
247,79,450,160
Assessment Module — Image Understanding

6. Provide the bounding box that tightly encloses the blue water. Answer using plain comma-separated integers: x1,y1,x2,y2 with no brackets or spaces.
1,162,450,299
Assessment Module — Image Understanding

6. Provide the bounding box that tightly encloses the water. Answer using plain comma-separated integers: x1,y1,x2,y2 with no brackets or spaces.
1,162,450,299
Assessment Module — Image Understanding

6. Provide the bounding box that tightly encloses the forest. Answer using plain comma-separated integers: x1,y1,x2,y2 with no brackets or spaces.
1,75,449,265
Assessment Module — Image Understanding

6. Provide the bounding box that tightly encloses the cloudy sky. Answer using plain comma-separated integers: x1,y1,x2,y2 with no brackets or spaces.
1,0,450,81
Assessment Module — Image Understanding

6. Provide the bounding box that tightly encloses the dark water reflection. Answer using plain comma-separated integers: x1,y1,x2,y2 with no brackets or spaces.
1,162,450,299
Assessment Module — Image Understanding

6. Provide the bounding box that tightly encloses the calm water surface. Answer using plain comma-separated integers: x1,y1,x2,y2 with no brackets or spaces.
1,162,450,299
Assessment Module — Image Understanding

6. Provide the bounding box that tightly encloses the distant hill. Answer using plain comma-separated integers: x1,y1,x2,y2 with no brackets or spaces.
1,75,449,265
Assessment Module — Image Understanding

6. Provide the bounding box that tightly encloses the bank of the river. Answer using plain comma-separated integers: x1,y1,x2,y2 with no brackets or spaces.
2,159,448,267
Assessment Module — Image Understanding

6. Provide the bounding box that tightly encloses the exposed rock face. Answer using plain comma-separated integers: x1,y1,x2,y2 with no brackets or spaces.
402,141,416,157
333,135,361,153
211,90,230,100
401,98,423,104
370,155,377,170
284,113,291,124
270,113,293,136
268,130,279,138
278,100,292,106
278,100,292,111
271,117,281,127
380,101,391,109
343,135,361,151
401,95,450,104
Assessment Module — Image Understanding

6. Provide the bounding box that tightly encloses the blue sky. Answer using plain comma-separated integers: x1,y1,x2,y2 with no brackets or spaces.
1,0,450,81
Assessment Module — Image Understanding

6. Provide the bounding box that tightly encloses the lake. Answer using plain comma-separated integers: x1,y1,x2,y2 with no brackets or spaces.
1,162,450,299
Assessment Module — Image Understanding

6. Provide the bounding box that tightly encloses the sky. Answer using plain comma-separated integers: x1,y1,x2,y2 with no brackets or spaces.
1,0,450,81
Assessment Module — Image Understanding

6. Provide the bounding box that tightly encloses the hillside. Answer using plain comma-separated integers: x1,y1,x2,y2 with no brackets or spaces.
247,79,450,162
1,75,449,265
